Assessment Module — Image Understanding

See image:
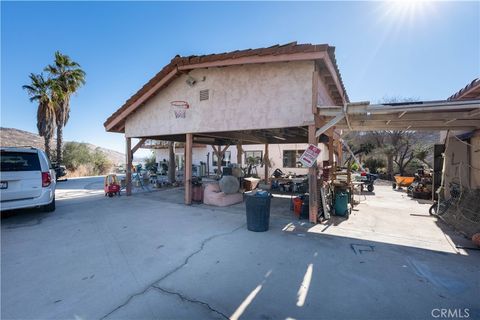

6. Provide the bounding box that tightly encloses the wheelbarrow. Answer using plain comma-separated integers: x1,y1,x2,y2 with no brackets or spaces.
392,176,415,190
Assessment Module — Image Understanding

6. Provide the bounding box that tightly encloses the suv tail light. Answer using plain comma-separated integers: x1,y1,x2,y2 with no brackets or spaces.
42,172,51,187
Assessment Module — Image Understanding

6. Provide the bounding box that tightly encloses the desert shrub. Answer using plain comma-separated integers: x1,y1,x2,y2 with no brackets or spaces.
63,142,112,176
404,159,424,175
364,158,386,174
144,152,157,172
92,148,112,175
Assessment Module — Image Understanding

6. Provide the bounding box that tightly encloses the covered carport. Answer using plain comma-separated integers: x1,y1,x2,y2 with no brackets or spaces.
104,42,350,224
104,42,480,225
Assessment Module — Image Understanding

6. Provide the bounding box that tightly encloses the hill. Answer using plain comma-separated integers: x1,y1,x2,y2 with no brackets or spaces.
0,127,125,165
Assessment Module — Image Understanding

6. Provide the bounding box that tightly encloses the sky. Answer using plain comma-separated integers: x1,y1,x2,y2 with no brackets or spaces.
1,1,479,157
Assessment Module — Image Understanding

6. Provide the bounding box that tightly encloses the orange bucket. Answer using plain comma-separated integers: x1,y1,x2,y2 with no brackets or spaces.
293,198,303,217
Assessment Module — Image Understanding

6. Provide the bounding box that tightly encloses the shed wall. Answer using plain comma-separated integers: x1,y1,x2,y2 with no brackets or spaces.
125,61,316,137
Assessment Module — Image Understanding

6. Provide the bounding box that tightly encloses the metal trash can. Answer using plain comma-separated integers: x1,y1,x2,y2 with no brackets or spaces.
245,191,272,232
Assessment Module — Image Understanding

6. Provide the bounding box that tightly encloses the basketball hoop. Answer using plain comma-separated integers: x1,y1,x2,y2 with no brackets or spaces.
171,101,189,119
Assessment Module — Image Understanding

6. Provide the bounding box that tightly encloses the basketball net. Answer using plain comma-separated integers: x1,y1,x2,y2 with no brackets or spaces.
171,101,189,119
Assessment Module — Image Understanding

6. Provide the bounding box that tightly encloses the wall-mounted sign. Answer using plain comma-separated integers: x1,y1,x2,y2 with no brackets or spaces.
299,144,321,167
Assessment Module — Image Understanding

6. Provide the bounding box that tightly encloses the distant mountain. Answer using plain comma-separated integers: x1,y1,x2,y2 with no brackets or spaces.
0,127,125,165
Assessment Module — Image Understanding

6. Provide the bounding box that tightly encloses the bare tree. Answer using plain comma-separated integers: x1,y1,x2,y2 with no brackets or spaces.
343,97,437,178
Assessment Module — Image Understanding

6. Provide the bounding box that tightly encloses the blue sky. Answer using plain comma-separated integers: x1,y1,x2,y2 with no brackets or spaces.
1,1,479,157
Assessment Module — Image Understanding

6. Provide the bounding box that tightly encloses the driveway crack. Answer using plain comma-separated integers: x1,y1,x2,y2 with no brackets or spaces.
152,285,229,319
99,223,244,319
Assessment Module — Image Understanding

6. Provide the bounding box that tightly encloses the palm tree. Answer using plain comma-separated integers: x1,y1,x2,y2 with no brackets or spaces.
45,51,86,164
22,73,56,159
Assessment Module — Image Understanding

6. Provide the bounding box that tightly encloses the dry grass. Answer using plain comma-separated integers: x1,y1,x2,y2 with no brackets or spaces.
65,164,113,178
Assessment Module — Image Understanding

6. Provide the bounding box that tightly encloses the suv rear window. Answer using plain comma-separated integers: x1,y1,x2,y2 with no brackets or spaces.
0,151,41,172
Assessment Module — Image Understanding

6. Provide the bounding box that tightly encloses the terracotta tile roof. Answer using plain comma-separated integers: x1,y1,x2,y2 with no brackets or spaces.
104,42,349,132
448,78,480,101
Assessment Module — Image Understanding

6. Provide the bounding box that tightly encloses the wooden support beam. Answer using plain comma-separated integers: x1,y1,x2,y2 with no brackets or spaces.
337,140,343,166
237,143,243,165
196,132,267,144
328,129,334,176
131,138,147,155
264,143,269,183
168,141,176,183
125,137,132,196
337,119,480,128
185,133,193,205
468,108,480,117
308,125,319,224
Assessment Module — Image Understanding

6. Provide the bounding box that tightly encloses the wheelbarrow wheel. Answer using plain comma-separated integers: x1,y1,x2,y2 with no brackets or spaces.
392,183,397,189
345,209,350,219
429,202,437,216
367,184,374,192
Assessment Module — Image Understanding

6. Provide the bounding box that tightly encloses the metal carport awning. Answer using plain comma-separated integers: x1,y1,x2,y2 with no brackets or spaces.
315,99,480,136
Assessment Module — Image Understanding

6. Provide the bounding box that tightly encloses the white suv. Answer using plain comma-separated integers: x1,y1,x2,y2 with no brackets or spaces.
0,147,56,212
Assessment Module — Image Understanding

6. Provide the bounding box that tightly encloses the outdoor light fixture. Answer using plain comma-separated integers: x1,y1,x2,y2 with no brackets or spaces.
273,135,286,141
186,76,197,87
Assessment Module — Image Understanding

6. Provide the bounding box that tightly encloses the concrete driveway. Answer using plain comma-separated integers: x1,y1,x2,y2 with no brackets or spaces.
1,177,479,319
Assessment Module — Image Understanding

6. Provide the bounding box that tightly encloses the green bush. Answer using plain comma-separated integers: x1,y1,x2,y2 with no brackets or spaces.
350,163,360,171
63,142,112,176
144,152,157,172
364,158,386,174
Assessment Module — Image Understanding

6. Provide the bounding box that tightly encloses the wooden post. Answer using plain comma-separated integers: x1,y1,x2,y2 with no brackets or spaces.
264,143,269,183
168,141,176,183
185,133,193,205
213,145,223,176
125,137,132,196
212,144,230,176
328,129,334,177
337,141,343,167
236,143,243,165
308,125,318,224
309,66,320,224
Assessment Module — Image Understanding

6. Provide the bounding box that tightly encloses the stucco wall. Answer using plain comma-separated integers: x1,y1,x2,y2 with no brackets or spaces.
470,135,480,189
444,137,471,191
125,61,317,137
155,143,330,178
440,130,479,191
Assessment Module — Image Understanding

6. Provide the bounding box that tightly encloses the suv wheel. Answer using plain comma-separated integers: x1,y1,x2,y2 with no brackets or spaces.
42,196,56,212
